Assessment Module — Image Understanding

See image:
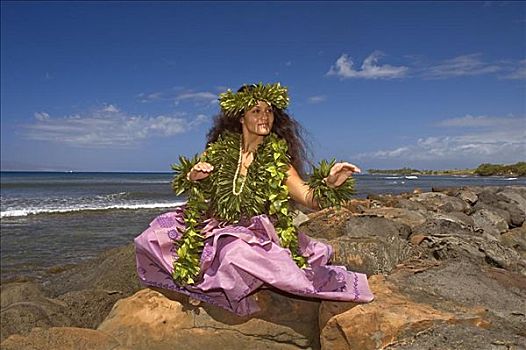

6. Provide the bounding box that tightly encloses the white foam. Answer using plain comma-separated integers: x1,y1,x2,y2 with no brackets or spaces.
0,201,186,218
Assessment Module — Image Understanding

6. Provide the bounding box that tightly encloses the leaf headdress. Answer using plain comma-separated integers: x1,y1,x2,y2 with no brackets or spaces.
219,82,289,116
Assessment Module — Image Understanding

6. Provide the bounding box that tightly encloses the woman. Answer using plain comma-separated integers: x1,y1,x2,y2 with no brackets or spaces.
135,83,374,316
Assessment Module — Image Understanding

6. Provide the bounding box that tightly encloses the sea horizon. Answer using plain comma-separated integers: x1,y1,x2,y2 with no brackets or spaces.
2,170,524,176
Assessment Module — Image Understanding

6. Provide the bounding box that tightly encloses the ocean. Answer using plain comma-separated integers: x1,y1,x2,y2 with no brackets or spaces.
1,171,524,282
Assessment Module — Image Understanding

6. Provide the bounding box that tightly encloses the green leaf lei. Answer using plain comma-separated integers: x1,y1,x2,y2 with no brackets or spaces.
171,132,355,285
307,159,356,209
219,82,289,117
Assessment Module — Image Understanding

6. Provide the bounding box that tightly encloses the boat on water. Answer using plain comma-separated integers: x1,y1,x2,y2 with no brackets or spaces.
405,176,418,179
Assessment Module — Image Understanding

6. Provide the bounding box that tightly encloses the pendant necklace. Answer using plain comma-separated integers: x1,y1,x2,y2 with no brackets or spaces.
232,137,249,196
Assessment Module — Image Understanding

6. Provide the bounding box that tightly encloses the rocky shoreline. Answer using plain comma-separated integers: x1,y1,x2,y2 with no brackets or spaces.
1,186,525,349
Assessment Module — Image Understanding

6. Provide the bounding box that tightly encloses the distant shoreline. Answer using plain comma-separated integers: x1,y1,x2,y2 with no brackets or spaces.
368,162,526,177
368,171,523,178
368,170,476,176
0,170,173,174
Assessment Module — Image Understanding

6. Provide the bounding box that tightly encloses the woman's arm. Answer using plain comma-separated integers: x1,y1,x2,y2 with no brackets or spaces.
286,162,361,210
286,165,319,210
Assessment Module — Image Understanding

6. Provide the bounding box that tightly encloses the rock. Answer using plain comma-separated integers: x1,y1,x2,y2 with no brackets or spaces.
56,289,127,329
384,322,522,350
323,216,414,275
391,198,428,212
432,186,479,205
410,192,470,213
431,186,457,195
0,283,71,341
411,217,475,239
476,189,526,227
1,327,119,350
361,207,427,229
320,274,488,350
361,260,525,349
391,260,526,343
498,188,526,225
428,211,475,228
472,202,513,227
1,282,47,309
344,198,373,213
2,244,144,342
501,189,526,209
97,288,320,350
43,243,142,329
366,193,399,206
415,231,524,273
329,236,413,276
301,210,414,275
457,188,479,205
301,208,354,240
501,225,526,258
394,260,525,314
4,186,526,349
471,209,509,237
42,243,142,298
471,186,501,195
343,215,412,240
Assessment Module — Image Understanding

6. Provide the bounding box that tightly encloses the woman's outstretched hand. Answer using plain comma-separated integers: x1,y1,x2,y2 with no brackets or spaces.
325,162,361,188
187,161,214,181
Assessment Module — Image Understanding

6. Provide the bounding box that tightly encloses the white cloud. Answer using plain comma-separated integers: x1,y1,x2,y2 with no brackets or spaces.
138,89,218,106
307,95,327,104
326,51,409,80
102,104,119,113
34,112,50,121
137,91,166,103
436,114,521,128
354,114,526,164
175,92,217,104
328,52,524,81
500,59,526,80
423,54,502,79
23,106,208,148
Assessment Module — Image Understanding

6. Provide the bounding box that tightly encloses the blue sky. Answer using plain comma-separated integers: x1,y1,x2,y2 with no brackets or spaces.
1,1,525,172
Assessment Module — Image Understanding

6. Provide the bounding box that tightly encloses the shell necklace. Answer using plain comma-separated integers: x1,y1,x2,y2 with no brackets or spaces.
232,138,251,196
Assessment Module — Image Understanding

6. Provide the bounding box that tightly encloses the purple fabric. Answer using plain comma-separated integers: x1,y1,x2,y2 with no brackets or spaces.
134,206,374,315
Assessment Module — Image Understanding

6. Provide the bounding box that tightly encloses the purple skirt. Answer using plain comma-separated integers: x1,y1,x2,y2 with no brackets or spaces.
134,206,374,316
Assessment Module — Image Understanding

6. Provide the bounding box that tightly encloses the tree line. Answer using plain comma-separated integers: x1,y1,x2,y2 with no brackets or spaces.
473,162,526,176
367,162,525,177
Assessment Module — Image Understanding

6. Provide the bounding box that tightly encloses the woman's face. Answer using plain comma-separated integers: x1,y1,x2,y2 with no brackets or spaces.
241,100,274,136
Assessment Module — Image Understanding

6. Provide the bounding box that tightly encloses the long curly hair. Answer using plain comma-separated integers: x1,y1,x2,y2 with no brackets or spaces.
207,85,310,177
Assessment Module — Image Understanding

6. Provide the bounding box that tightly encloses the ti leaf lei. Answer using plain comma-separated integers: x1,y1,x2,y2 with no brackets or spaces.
170,131,354,285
